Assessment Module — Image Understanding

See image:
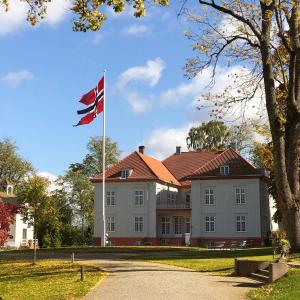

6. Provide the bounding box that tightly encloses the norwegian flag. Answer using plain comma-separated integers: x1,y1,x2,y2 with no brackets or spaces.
74,76,104,126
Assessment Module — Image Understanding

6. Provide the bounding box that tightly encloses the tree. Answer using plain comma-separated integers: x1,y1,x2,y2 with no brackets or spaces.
56,170,94,244
186,120,253,152
69,136,120,178
17,176,62,253
182,1,300,251
0,202,20,247
187,120,230,150
1,0,168,31
0,138,34,187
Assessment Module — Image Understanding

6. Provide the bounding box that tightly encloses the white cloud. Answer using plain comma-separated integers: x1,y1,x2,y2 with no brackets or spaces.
117,57,165,90
45,0,71,25
0,0,28,36
92,32,105,45
127,92,152,114
160,65,266,121
37,171,58,193
0,0,70,36
123,24,149,36
144,123,197,160
1,70,35,87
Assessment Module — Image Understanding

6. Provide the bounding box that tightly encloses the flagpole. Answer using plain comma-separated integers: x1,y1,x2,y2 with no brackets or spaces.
102,70,106,247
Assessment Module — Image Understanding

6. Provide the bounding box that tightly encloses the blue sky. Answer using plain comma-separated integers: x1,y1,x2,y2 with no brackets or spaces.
0,1,262,179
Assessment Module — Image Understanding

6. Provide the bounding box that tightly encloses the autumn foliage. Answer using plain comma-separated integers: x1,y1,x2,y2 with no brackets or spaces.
0,202,20,247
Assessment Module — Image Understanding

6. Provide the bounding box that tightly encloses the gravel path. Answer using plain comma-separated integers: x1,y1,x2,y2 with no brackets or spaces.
82,259,262,300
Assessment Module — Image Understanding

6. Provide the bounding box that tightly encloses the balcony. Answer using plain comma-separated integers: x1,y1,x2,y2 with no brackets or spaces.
156,200,191,209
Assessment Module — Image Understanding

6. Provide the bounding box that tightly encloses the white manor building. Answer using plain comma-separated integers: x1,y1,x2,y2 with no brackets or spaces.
92,146,271,247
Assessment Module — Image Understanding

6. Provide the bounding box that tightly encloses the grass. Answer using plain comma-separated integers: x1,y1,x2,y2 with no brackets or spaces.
131,247,277,274
248,268,300,300
0,260,105,300
0,245,205,255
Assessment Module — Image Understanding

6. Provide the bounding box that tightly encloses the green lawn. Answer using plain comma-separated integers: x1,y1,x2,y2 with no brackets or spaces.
131,248,277,274
0,260,104,300
248,268,300,300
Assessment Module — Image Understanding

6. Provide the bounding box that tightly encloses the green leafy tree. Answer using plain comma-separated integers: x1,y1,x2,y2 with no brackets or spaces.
17,176,62,248
57,170,94,244
0,138,34,186
70,136,120,178
186,120,253,152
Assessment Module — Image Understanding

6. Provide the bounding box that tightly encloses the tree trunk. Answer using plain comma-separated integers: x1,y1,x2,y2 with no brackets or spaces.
281,204,300,251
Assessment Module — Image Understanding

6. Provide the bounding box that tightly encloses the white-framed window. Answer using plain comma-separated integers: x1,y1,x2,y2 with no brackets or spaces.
204,188,215,205
236,215,246,232
121,168,132,179
106,216,115,232
167,192,171,203
174,216,184,234
205,216,215,232
22,228,27,240
134,216,144,232
106,191,116,206
156,189,161,203
160,217,171,235
185,194,191,208
220,165,230,176
185,217,191,233
236,187,246,204
135,190,144,206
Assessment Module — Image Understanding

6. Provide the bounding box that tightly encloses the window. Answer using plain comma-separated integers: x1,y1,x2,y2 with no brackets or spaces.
134,216,144,232
236,187,246,204
220,165,230,176
106,216,115,232
204,188,215,205
205,216,215,232
22,228,27,240
174,216,184,234
185,217,191,233
121,168,132,179
135,190,144,206
236,215,246,232
106,191,116,206
160,217,171,235
157,189,161,203
185,194,191,208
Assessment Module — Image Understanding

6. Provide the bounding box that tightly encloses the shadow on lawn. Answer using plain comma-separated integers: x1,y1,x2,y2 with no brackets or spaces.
0,266,100,283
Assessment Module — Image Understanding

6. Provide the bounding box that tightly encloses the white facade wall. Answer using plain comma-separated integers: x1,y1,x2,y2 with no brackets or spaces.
5,214,33,248
191,178,262,239
94,181,160,241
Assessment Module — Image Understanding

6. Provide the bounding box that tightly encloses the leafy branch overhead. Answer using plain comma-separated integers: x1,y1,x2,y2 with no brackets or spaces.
0,0,169,31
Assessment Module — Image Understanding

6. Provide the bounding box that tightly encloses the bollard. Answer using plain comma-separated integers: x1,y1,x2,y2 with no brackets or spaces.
71,252,75,263
80,266,84,281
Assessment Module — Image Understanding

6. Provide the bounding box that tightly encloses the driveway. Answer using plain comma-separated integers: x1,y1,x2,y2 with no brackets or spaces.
82,259,262,300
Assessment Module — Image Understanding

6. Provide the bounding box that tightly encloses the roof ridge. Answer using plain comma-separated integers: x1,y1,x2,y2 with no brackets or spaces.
135,151,159,179
229,148,258,170
137,152,180,185
191,148,228,175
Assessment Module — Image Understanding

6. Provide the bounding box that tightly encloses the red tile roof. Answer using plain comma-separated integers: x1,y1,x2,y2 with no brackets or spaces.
92,148,263,186
92,151,180,186
162,151,219,181
191,148,262,178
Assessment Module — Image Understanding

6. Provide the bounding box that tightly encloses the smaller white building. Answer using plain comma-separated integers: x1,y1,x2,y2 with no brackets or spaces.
0,180,33,249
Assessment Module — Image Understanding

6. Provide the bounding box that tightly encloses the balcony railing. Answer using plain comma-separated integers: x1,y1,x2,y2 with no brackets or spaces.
156,201,191,209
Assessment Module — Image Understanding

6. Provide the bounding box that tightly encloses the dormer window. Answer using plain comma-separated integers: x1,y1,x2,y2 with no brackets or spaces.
7,185,13,195
121,168,132,179
220,165,230,176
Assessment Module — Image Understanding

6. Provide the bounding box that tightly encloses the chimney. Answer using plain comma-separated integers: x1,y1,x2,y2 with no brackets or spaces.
176,146,181,154
138,145,145,154
229,142,237,151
